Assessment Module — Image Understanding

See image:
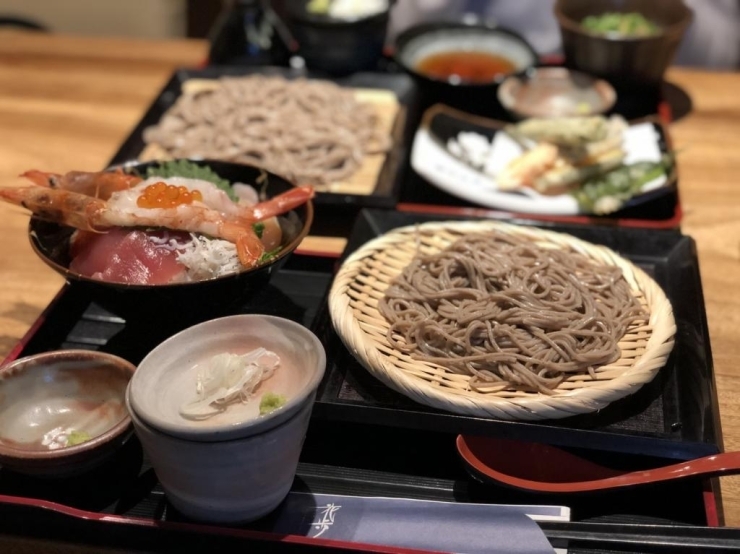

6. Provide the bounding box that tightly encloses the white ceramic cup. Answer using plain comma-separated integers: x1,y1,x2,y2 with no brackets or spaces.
127,388,314,523
126,314,326,523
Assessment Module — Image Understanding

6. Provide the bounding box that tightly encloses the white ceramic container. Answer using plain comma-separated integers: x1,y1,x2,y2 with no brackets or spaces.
126,314,326,522
127,388,315,523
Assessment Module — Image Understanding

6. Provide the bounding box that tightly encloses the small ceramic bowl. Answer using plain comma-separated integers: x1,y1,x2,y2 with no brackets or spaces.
0,350,135,477
126,314,326,522
497,67,617,119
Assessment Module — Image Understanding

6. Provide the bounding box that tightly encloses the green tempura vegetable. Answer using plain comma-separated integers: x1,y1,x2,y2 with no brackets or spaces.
145,160,237,201
66,430,92,447
582,12,661,37
571,155,673,215
259,392,287,415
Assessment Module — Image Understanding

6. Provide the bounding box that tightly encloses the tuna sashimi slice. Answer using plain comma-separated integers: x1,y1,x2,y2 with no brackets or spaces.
69,228,189,285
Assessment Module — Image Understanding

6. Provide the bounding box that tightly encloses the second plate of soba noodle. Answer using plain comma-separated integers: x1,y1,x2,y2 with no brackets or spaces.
328,220,676,420
140,74,398,195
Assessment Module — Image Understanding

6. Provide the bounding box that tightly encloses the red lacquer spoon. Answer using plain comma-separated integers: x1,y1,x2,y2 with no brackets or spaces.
457,435,739,493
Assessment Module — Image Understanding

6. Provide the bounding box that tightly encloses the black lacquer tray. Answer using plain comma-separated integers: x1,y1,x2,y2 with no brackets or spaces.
0,235,723,553
107,66,417,237
312,209,720,461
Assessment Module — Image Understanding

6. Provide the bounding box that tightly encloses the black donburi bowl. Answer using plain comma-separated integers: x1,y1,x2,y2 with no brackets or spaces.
28,160,314,322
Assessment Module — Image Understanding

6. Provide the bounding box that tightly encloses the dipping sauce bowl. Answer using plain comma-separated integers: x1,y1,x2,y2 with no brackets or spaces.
393,22,538,118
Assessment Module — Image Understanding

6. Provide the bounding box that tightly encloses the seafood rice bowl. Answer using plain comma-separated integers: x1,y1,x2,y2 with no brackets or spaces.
3,160,314,319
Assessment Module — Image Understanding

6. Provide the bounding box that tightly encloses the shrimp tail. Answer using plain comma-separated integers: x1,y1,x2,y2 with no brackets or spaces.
235,228,266,268
0,186,108,232
246,185,314,221
215,218,266,268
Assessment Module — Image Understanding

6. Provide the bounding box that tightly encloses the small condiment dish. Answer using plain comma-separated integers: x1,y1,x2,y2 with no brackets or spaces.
497,67,617,119
126,314,326,523
0,350,135,477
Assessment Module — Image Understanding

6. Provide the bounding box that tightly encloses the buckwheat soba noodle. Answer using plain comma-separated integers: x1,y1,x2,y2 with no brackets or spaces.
143,75,390,186
378,231,648,395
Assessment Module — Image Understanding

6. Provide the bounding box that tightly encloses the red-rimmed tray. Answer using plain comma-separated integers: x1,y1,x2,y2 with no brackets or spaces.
0,250,724,553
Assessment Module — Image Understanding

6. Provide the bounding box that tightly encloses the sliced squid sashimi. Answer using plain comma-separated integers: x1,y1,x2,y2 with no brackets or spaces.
69,228,189,285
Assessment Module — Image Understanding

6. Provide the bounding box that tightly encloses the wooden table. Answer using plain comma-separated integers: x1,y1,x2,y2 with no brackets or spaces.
1,30,740,527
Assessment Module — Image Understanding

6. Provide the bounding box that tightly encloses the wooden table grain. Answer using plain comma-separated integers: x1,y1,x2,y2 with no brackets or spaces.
1,30,740,528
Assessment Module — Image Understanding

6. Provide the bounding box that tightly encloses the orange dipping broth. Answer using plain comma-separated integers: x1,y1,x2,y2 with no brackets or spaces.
416,50,517,83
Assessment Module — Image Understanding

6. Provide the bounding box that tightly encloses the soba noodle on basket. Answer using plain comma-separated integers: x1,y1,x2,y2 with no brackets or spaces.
378,230,648,395
142,75,391,187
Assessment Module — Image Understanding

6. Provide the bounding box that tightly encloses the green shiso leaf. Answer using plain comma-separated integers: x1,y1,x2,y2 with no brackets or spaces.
145,160,237,202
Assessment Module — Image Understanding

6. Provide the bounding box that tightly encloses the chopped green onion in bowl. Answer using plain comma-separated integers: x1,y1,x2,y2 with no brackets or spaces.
581,12,661,38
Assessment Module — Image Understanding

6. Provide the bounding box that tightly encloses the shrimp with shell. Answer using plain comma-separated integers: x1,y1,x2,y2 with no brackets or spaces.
21,168,143,200
0,169,314,270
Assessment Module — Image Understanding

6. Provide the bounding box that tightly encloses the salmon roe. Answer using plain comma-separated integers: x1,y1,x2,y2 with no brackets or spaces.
136,182,203,209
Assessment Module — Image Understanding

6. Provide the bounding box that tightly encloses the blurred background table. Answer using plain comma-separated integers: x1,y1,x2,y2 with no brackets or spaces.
1,30,740,524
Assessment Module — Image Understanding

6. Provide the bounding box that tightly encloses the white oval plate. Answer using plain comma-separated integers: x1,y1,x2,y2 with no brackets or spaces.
410,105,674,216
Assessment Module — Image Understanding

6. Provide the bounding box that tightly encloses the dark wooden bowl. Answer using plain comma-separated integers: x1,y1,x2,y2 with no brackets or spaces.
554,0,693,87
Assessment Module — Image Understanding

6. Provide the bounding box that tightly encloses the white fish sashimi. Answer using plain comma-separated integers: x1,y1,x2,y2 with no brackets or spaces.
109,176,242,218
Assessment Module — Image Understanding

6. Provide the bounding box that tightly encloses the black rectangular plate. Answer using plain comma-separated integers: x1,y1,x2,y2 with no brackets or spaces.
107,65,418,236
311,209,721,461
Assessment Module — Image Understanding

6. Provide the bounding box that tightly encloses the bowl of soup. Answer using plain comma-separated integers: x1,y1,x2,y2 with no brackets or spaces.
554,0,693,87
126,314,326,523
393,22,538,117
